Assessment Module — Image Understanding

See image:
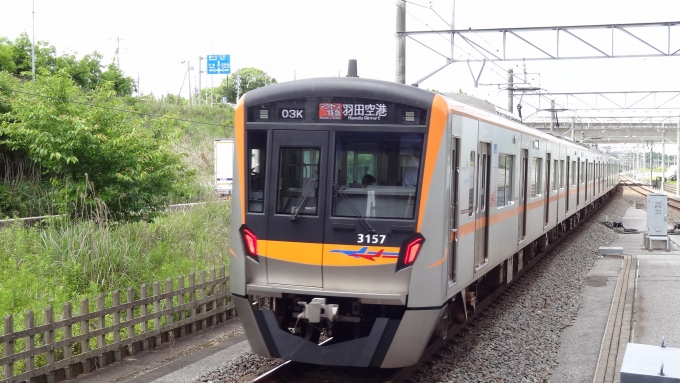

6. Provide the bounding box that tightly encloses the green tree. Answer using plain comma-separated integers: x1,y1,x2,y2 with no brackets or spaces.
55,51,103,90
10,32,57,76
218,67,276,103
0,38,16,73
1,33,136,96
100,63,136,96
0,71,195,220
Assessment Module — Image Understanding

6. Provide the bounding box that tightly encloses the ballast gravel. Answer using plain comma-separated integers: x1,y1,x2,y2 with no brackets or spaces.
192,187,638,383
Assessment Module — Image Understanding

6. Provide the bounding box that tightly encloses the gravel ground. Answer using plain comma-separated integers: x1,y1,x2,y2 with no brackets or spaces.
193,187,639,383
408,187,634,383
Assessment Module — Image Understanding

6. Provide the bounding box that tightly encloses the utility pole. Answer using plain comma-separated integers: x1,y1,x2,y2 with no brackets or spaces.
235,73,241,102
31,0,35,79
507,68,513,113
198,56,203,106
186,61,192,106
395,0,405,84
114,37,121,68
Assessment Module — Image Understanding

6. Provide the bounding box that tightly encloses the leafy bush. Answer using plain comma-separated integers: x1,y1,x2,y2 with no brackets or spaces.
0,71,196,220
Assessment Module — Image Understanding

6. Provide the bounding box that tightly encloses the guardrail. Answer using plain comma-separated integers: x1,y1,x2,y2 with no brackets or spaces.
0,201,224,228
664,183,679,195
1,266,233,383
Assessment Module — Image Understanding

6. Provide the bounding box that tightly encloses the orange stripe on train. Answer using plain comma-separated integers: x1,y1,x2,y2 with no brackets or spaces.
257,240,400,267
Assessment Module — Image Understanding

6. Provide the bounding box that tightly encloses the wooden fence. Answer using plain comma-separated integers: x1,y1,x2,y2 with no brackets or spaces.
1,267,234,383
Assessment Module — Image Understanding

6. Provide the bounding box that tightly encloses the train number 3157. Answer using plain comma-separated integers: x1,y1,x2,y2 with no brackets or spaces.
357,234,386,244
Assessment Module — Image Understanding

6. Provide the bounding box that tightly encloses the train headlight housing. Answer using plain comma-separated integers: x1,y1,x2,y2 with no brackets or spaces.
239,225,259,261
396,233,425,271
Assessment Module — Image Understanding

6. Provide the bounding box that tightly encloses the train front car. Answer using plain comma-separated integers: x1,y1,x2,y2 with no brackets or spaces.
230,78,450,368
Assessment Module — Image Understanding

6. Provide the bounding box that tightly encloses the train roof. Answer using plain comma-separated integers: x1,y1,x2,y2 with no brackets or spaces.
438,91,615,160
244,77,615,161
244,77,436,110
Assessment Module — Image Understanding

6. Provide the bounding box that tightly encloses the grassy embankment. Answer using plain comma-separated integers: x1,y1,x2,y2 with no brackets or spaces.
0,101,235,321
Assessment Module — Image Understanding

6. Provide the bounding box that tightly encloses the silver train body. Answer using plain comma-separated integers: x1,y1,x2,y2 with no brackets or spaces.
229,77,618,368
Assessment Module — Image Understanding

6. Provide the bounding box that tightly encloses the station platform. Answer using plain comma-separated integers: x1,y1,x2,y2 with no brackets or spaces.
553,205,680,383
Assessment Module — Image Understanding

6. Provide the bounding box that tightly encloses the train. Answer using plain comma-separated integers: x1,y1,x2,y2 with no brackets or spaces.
228,76,619,368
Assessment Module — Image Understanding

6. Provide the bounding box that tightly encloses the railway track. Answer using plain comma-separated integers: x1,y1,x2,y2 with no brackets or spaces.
619,177,680,211
247,188,618,383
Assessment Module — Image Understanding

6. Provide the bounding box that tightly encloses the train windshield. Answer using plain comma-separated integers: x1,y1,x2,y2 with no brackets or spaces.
332,131,423,219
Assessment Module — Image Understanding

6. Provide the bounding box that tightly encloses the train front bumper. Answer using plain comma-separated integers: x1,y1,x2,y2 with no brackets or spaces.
233,295,444,368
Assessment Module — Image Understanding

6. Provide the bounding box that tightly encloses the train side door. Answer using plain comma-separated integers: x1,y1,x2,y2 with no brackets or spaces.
265,130,329,288
565,156,570,212
518,149,528,242
544,154,551,227
576,160,581,206
584,160,589,203
448,138,459,283
475,142,490,268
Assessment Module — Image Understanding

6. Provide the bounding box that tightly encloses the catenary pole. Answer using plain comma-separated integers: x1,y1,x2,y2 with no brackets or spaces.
508,69,513,112
662,128,666,187
550,100,555,132
650,142,653,187
396,0,405,84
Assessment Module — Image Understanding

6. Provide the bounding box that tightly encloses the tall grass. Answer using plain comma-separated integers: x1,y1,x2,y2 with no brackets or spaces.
0,101,234,319
0,199,231,320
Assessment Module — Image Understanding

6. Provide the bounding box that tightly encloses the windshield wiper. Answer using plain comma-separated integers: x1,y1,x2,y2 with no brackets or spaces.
333,182,376,234
290,178,318,221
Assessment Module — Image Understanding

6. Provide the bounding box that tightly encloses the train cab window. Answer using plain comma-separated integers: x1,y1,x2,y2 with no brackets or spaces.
247,130,268,213
275,148,320,215
332,132,424,219
497,154,514,207
531,158,542,198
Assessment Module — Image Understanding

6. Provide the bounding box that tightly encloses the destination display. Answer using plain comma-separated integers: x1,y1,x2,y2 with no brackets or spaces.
248,97,427,125
318,102,388,121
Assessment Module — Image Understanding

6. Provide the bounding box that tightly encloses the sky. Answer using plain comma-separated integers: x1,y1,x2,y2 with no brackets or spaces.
2,0,680,121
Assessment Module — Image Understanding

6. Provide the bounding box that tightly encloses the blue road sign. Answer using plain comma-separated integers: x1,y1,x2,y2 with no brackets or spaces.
207,54,231,75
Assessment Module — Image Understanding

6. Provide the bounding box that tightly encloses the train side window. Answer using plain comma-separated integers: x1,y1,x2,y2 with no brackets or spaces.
469,151,475,216
247,130,268,213
559,160,565,189
497,154,514,207
531,157,542,198
571,161,576,186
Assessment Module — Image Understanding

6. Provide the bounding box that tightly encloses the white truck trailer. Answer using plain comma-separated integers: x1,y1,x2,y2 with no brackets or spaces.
214,138,235,198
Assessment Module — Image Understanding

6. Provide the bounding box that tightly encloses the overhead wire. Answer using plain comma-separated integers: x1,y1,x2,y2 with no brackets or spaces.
392,0,584,125
386,0,572,121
